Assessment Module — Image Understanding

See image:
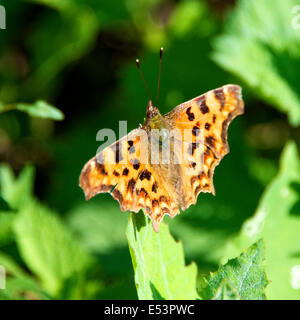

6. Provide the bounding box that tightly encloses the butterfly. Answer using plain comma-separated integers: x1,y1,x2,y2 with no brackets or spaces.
79,49,244,232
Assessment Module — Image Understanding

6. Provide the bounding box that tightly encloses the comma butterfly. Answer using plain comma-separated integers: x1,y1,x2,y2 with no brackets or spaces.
79,48,244,232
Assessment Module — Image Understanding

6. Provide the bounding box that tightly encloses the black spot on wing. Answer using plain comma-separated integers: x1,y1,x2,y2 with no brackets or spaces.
136,188,148,197
128,140,135,154
113,170,120,177
190,162,196,168
152,182,158,193
214,88,226,110
131,158,140,170
95,162,107,175
197,96,209,114
122,168,129,176
192,126,200,136
186,107,195,121
127,178,136,195
188,142,199,156
205,123,211,130
139,169,151,181
112,141,123,163
159,195,168,203
152,199,159,207
205,135,215,149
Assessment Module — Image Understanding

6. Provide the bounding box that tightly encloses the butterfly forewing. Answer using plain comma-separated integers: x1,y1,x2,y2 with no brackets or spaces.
79,128,180,232
163,84,244,211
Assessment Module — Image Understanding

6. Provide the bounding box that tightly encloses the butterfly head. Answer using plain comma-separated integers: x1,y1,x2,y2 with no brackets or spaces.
144,100,166,130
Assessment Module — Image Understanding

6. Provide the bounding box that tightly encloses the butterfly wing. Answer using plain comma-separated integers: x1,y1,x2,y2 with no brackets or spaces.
80,84,244,232
164,84,244,208
79,128,179,232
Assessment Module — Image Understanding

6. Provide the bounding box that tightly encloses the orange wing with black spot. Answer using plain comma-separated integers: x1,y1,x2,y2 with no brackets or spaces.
164,84,244,208
80,84,244,232
79,128,179,232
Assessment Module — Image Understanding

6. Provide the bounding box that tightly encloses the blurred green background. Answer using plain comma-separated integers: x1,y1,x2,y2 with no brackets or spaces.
0,0,300,299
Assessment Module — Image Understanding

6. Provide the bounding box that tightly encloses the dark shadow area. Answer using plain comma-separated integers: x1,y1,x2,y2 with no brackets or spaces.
289,182,300,216
150,282,165,300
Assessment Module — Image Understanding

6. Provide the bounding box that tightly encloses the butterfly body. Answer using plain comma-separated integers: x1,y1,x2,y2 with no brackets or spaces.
79,84,244,232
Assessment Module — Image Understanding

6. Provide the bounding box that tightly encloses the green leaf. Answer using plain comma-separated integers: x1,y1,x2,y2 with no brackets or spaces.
209,281,241,300
0,251,28,278
126,211,198,300
224,142,300,299
1,277,51,300
0,252,51,300
15,101,64,120
0,165,34,245
13,199,89,296
0,100,64,120
0,164,35,209
67,202,128,254
67,202,132,276
199,240,268,300
212,0,300,126
0,212,15,245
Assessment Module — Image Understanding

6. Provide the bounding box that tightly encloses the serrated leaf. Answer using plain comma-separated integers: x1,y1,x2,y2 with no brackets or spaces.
126,211,198,300
212,0,300,126
13,199,89,296
211,280,241,300
199,240,268,300
224,142,300,299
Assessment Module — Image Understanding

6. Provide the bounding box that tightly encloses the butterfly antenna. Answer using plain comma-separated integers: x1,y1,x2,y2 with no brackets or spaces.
156,47,163,105
136,59,153,102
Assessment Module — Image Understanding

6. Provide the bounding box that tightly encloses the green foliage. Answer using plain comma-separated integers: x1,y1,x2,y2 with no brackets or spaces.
212,0,300,126
199,240,268,300
68,203,128,255
127,211,198,300
224,142,300,299
0,166,91,299
13,200,89,296
0,164,34,209
0,101,64,120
